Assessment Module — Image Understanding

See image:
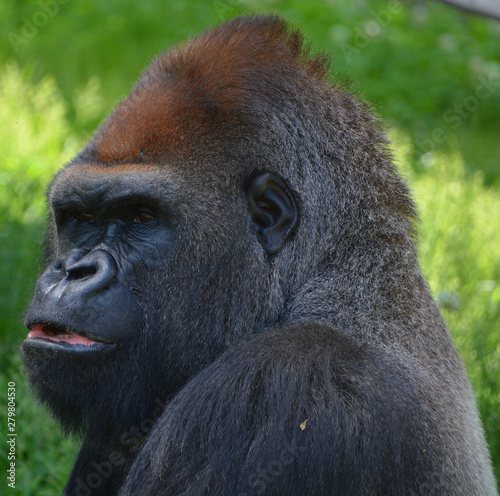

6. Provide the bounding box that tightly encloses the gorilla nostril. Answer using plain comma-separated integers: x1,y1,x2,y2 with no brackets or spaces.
66,263,97,281
63,249,118,291
61,248,89,274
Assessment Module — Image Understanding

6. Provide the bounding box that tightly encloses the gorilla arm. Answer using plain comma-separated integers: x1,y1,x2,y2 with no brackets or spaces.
119,323,435,496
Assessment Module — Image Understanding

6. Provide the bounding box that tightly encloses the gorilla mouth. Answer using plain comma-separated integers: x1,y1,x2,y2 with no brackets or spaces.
26,324,112,346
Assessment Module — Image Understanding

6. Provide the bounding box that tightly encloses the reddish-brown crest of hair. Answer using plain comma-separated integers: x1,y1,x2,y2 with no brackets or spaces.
87,14,330,165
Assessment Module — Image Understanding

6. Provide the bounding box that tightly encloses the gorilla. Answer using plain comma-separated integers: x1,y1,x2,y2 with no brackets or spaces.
22,14,497,496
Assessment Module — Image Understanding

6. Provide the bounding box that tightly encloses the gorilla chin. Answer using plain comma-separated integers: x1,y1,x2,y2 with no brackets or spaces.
22,327,154,443
21,13,497,496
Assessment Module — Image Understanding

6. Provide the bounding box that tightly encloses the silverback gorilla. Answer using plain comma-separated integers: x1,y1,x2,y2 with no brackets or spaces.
22,14,497,496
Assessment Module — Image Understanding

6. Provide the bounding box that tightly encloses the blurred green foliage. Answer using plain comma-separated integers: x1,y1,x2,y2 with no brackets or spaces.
0,0,498,494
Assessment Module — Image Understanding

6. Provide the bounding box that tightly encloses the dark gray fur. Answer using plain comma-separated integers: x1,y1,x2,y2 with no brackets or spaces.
23,14,497,496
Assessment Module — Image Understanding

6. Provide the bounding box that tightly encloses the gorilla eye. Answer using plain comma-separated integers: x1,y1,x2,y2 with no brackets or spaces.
133,211,156,223
76,212,95,224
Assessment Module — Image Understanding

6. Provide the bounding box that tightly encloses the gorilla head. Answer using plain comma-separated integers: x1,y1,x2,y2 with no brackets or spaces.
22,14,497,496
22,16,309,440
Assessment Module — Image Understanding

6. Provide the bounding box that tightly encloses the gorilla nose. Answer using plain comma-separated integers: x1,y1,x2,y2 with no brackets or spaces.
26,247,141,343
63,249,118,294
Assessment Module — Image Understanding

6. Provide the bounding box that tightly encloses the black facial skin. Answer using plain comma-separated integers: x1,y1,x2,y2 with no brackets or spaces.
24,173,175,349
21,14,497,496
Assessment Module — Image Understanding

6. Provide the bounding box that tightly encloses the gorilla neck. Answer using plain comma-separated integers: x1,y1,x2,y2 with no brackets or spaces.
287,243,450,355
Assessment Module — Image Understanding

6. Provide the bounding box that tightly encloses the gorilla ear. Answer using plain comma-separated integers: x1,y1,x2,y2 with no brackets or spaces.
247,172,298,255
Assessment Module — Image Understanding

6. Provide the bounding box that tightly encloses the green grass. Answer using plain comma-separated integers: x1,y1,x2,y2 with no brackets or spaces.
1,1,499,493
394,130,500,471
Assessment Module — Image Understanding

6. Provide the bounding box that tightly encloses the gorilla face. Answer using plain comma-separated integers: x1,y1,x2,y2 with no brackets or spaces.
22,164,297,439
22,170,171,435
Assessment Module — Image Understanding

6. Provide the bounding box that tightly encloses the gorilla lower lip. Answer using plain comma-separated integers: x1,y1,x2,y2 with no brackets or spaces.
27,324,105,346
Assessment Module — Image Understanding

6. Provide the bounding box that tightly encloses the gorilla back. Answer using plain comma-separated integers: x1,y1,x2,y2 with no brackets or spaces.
22,14,497,496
